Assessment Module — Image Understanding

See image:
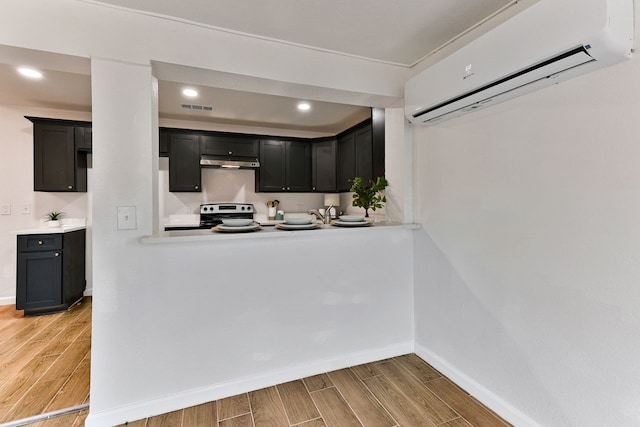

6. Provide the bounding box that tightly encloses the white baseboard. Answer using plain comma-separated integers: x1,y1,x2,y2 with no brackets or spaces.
85,341,414,427
414,343,541,427
0,296,16,306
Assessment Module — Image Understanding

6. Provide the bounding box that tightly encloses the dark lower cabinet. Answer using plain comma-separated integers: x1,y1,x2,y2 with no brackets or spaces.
168,133,201,192
257,139,311,192
16,229,86,316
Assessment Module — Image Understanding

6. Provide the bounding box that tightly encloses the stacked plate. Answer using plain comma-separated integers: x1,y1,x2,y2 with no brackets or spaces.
275,214,320,231
331,215,374,227
212,219,261,233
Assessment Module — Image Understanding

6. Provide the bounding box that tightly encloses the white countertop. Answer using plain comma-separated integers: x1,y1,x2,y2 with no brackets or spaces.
141,222,420,244
10,218,87,235
10,225,87,235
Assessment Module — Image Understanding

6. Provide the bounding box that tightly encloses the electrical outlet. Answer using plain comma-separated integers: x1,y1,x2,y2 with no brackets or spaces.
0,203,10,215
21,203,31,214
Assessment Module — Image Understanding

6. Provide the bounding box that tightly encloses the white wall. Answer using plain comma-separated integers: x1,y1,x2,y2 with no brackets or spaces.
412,36,640,427
0,105,92,303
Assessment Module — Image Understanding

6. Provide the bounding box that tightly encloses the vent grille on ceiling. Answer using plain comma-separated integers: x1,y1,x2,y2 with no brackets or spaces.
181,104,213,111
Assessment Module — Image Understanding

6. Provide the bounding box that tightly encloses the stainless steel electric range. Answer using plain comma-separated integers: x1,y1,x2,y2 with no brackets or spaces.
164,203,254,230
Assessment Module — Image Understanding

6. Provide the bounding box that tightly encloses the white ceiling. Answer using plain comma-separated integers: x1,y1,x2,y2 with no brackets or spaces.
0,0,516,133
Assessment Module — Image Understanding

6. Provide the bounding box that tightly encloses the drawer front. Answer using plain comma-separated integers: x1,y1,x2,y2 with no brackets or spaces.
18,234,63,252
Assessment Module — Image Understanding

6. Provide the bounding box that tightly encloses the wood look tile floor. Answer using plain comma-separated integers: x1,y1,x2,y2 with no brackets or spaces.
117,354,511,427
0,298,91,425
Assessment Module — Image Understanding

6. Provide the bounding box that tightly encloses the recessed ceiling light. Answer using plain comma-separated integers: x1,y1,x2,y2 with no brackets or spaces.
297,102,311,111
182,88,198,98
17,67,43,79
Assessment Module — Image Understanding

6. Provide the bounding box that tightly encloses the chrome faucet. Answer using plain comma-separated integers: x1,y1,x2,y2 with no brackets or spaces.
307,205,334,224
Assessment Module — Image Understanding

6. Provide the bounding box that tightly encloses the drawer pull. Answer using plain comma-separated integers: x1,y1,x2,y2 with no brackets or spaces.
38,241,43,245
55,252,60,257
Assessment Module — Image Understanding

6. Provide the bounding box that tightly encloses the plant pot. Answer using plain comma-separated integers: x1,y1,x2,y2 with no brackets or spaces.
47,220,60,228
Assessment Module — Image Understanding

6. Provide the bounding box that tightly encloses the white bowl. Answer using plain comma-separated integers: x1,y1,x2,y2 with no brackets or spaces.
284,214,314,225
339,215,366,222
221,218,254,227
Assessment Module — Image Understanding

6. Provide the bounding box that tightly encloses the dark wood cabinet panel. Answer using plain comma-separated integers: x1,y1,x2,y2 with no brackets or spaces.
258,139,287,192
337,132,356,192
16,229,86,316
27,117,90,192
17,250,62,311
168,133,201,192
337,120,377,192
33,124,76,192
355,126,373,184
159,130,169,157
257,139,311,192
311,138,337,192
201,134,258,158
286,141,311,192
75,126,92,152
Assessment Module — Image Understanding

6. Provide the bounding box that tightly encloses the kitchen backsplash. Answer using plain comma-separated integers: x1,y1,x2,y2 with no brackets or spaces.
160,159,330,221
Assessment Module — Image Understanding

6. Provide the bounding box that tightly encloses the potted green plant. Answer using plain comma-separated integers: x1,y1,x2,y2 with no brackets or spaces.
45,211,65,228
350,176,389,217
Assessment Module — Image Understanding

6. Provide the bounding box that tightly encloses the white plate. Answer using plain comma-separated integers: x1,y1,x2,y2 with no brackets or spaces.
331,218,374,227
222,218,254,227
212,223,261,233
275,222,321,231
339,215,366,222
283,214,314,225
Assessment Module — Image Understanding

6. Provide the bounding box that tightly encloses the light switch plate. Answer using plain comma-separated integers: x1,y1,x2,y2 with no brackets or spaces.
0,203,10,215
117,206,136,230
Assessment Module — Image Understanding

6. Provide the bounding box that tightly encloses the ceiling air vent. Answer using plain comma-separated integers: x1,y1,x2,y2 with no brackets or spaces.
181,104,213,111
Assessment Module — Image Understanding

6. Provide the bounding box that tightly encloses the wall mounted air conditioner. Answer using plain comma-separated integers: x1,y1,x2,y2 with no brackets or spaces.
405,0,634,125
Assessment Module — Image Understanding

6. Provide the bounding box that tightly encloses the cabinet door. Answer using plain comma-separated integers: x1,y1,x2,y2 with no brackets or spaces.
355,125,373,183
75,126,92,152
202,135,258,158
168,134,201,192
311,139,337,192
62,229,86,306
34,124,76,191
258,139,287,192
286,141,311,192
16,251,62,310
337,132,355,192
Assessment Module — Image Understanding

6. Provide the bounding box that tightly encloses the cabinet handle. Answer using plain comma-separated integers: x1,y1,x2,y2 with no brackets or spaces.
282,187,285,190
313,187,316,191
228,151,232,155
287,187,291,190
194,185,199,190
54,252,60,257
68,185,73,190
38,240,43,245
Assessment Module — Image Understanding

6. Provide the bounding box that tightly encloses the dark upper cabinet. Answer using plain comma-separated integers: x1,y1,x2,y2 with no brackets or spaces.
27,117,89,192
355,125,373,184
337,120,376,192
311,138,337,192
257,139,310,192
16,229,86,315
258,139,287,192
286,141,311,192
201,134,258,158
337,131,356,192
75,126,92,152
159,131,169,157
168,133,201,192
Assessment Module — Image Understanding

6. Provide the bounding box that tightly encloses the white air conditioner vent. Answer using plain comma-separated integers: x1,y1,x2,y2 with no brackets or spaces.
405,0,633,125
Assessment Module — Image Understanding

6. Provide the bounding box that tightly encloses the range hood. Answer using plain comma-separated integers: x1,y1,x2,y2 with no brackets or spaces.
200,155,260,169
